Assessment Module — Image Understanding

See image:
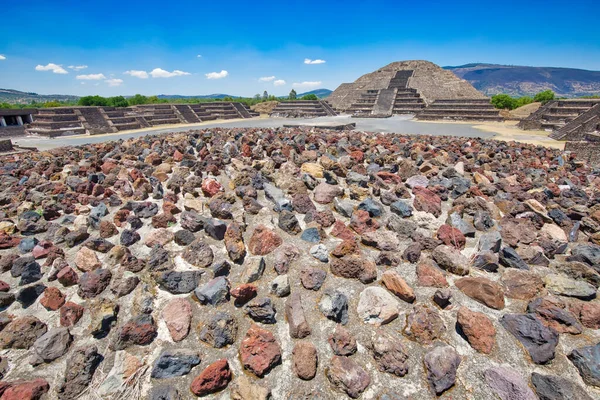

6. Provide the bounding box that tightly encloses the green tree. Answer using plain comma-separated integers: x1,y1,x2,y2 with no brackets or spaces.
289,89,297,100
491,94,516,110
533,90,555,104
79,95,108,107
147,95,161,104
514,96,534,108
42,100,63,108
0,103,13,109
128,94,148,106
262,91,268,100
301,94,318,100
107,96,129,108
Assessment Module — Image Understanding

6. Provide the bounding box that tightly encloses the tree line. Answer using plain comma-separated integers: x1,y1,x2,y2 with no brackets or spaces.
0,90,320,109
490,90,556,110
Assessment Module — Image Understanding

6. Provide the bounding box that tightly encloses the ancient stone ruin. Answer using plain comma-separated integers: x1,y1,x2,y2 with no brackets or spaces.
328,60,502,120
520,99,600,164
269,100,338,118
0,126,598,399
23,103,259,137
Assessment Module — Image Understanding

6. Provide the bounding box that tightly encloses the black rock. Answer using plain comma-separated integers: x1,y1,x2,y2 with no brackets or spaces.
568,343,600,388
499,247,529,270
157,271,203,294
120,229,141,246
319,289,349,325
19,261,42,285
204,218,227,240
531,372,594,400
174,229,195,246
149,386,181,400
151,350,201,379
16,283,46,308
210,261,231,277
180,210,205,232
500,313,559,364
57,346,103,400
64,229,90,248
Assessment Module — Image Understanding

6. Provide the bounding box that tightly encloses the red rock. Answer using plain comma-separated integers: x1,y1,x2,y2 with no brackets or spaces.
173,150,184,162
501,269,544,300
230,284,257,305
239,324,282,377
293,341,318,380
201,178,223,197
457,307,496,354
404,304,445,345
326,355,370,399
381,270,415,303
40,287,65,311
330,254,377,284
0,232,20,249
331,239,359,257
60,302,84,327
349,210,379,234
328,325,357,356
161,298,192,342
570,301,600,329
113,209,130,227
224,222,246,263
376,171,402,184
528,297,582,334
32,241,53,259
0,378,49,400
416,261,448,288
330,221,357,242
99,220,118,238
412,186,442,217
248,225,282,256
456,277,505,310
190,359,232,396
101,161,118,174
0,280,9,292
436,224,466,250
57,266,79,286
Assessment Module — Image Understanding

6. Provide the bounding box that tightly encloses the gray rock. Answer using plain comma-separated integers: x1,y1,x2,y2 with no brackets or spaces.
174,229,196,246
319,289,349,324
568,343,600,387
326,355,370,399
471,250,499,272
484,366,537,400
194,277,230,305
57,346,103,400
270,275,290,297
182,239,214,267
478,230,502,253
205,218,227,240
285,292,311,338
149,386,181,400
278,210,301,235
501,313,559,364
157,270,203,294
386,214,417,237
31,327,73,365
370,333,409,377
448,212,476,237
432,245,470,275
151,350,201,379
242,257,265,283
390,200,412,218
531,372,594,400
310,244,328,262
424,345,461,395
544,274,597,300
334,198,354,218
245,298,276,324
358,198,383,217
199,312,238,348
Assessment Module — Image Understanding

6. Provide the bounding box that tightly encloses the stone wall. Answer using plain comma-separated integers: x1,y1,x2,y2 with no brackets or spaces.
564,141,600,165
0,139,13,152
0,126,26,138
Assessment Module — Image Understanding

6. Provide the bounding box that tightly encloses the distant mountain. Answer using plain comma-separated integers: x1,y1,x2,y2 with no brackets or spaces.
0,88,79,104
444,63,600,97
297,89,332,99
156,94,237,99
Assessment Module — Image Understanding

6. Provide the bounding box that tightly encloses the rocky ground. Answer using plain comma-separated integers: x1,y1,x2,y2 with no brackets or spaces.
0,127,598,399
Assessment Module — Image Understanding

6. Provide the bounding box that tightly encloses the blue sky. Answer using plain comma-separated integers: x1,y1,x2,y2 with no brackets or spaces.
0,0,598,97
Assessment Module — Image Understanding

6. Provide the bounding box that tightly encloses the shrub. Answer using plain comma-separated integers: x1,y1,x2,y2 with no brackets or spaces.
107,96,129,107
300,94,318,100
491,94,516,110
533,90,555,104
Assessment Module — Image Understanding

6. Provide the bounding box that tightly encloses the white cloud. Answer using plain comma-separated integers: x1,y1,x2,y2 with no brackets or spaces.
68,65,88,71
150,68,191,78
76,73,107,80
259,76,275,82
292,81,322,88
35,63,68,74
0,55,6,60
197,55,202,58
304,58,326,65
274,79,286,86
205,70,229,80
105,79,123,87
124,70,149,79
